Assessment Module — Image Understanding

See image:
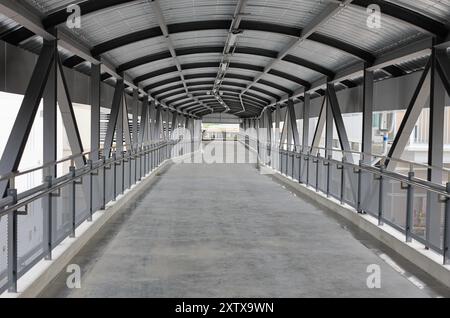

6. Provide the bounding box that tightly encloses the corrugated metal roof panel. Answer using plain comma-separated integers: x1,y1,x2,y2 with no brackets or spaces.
25,0,80,15
272,60,322,83
178,53,222,64
231,53,273,67
237,30,292,52
0,13,19,35
253,82,285,96
225,68,261,79
261,73,299,91
171,30,227,48
63,1,157,46
289,39,358,72
160,0,238,25
103,39,168,66
395,54,430,74
316,5,427,56
387,0,450,26
245,0,334,29
131,58,175,78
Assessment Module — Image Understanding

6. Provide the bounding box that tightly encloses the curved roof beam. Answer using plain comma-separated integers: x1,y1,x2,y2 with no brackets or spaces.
182,101,261,114
155,81,270,107
151,82,271,104
172,93,261,110
159,85,269,107
136,64,310,89
144,74,283,100
194,89,267,107
166,85,266,109
136,69,254,85
159,87,266,108
196,96,264,110
193,94,264,108
91,20,375,63
171,71,296,95
119,46,334,78
138,63,307,92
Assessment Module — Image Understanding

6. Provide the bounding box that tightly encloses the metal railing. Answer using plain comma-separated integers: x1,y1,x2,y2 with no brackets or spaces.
0,137,200,294
238,133,450,266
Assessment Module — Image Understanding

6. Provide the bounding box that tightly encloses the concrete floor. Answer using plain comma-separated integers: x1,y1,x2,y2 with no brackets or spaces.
39,149,448,297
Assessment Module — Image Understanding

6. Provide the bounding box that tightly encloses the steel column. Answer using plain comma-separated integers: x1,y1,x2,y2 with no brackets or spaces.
42,38,57,264
302,93,310,152
43,37,57,176
325,91,333,158
132,89,139,149
90,63,101,161
426,47,446,248
362,69,374,164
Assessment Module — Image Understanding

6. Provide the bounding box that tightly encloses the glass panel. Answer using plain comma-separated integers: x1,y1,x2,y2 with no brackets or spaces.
344,166,358,207
308,158,316,187
329,162,341,199
287,153,293,178
0,214,8,292
383,179,406,230
318,158,327,193
75,175,89,226
412,185,427,241
53,183,71,245
17,198,44,275
360,170,379,217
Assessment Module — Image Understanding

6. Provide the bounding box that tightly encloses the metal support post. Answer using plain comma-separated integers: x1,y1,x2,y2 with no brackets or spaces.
121,151,125,194
356,159,363,212
88,160,93,221
315,155,319,192
44,175,53,260
444,182,450,264
7,187,18,293
404,171,415,242
326,156,331,197
377,166,385,226
101,156,106,209
112,152,117,201
69,165,76,238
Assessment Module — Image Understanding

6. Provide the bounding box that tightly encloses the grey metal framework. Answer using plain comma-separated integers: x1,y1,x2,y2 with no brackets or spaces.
0,0,449,295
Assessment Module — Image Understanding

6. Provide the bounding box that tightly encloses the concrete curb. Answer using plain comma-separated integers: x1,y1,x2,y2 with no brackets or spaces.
267,166,450,289
1,158,174,298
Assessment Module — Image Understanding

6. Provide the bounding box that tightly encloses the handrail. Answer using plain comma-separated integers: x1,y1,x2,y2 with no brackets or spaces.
238,132,450,175
0,138,184,183
237,133,450,196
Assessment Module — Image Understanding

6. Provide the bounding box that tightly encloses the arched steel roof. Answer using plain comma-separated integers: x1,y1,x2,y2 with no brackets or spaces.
1,0,449,117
